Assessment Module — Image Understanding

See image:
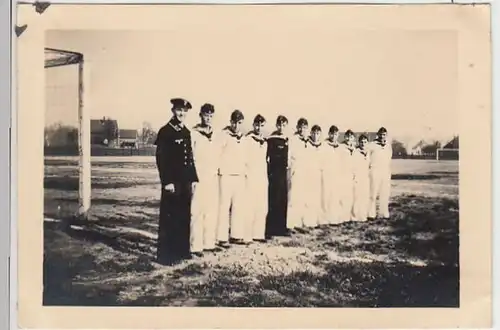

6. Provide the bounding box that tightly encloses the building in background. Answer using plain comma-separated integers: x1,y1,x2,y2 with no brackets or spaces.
410,140,426,156
91,118,119,147
119,129,140,148
443,136,459,149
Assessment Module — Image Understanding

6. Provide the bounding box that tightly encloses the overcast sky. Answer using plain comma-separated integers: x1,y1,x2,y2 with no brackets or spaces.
46,29,458,144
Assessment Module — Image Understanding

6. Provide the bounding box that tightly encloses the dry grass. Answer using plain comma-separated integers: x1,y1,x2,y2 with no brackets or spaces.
43,158,459,307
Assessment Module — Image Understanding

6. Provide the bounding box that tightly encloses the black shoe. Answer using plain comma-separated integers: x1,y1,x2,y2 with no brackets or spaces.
205,247,223,253
217,241,231,249
253,238,267,243
230,238,249,245
157,254,182,266
295,227,308,234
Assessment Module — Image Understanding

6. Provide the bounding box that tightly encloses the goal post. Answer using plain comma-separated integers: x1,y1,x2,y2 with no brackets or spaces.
436,148,459,161
45,48,91,218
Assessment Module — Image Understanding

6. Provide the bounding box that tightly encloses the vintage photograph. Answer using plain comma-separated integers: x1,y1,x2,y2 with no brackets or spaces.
41,27,460,308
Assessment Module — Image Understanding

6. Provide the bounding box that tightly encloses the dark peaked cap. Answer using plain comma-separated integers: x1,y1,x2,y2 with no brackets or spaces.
200,103,215,114
377,127,388,134
231,110,244,122
170,98,192,110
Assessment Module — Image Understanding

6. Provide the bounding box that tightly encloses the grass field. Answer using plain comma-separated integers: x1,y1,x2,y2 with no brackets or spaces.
44,157,459,307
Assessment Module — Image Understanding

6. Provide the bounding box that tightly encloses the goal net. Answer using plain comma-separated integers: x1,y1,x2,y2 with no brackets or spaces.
436,148,459,161
45,48,91,217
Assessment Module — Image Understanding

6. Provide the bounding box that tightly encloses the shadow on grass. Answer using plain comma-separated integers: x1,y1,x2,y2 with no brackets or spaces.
52,196,160,209
43,221,155,306
329,195,459,266
44,193,459,307
391,174,442,181
121,260,458,307
44,176,156,191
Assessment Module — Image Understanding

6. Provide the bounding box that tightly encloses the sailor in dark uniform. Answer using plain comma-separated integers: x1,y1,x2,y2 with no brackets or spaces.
265,115,290,238
154,97,199,265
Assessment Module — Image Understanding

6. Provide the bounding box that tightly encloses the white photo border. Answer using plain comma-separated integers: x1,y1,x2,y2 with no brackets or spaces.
7,1,497,329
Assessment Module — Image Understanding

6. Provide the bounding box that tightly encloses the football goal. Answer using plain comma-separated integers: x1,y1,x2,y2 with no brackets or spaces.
436,148,459,161
45,47,91,217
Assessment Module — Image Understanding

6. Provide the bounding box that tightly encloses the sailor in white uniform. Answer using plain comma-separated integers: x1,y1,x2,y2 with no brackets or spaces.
368,127,393,219
286,118,310,231
243,114,269,243
190,103,221,254
305,125,326,228
322,125,342,225
217,110,248,247
352,134,371,221
337,130,357,222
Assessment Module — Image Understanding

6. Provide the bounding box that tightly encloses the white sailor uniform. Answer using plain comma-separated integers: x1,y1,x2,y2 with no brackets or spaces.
217,127,248,242
190,124,220,252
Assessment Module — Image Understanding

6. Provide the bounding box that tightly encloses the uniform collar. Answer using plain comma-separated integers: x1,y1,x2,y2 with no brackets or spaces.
193,124,213,140
223,126,243,140
168,117,184,132
268,130,288,140
295,132,308,142
326,139,340,148
308,138,322,148
357,146,368,156
375,138,387,147
246,130,266,145
344,141,355,154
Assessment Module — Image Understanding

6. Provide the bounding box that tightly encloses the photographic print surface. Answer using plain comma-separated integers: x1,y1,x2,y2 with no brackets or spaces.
43,28,459,307
16,4,491,329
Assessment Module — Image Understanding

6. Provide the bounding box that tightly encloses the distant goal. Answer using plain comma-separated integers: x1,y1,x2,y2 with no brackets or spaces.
436,148,459,161
45,48,91,217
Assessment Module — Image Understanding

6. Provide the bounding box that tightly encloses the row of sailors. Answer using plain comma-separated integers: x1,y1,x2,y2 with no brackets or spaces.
154,98,392,264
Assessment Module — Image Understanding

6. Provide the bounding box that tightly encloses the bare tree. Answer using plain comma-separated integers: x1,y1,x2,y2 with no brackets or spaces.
141,121,157,145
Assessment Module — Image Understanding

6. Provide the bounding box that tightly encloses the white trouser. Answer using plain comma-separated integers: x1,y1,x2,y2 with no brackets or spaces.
217,174,246,241
287,169,309,228
339,175,355,222
322,172,342,224
352,174,370,221
304,170,323,227
190,173,219,252
244,172,268,241
368,168,391,218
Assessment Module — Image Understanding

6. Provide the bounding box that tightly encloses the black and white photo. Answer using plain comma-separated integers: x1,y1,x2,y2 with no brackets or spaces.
15,3,492,329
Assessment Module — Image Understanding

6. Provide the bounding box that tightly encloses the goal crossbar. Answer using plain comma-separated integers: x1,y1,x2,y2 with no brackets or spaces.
45,47,91,218
45,48,83,68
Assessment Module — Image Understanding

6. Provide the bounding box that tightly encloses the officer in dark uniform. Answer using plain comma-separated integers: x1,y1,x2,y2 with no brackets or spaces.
265,115,290,238
154,97,199,265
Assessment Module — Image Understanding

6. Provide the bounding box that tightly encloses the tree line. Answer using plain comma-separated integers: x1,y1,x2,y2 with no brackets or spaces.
44,119,445,156
44,119,158,147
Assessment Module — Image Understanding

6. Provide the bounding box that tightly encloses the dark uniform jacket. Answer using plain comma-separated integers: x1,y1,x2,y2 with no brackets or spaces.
154,118,199,185
266,130,289,170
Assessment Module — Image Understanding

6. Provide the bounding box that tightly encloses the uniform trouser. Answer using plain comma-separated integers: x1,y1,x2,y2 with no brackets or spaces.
322,172,342,224
266,166,288,236
217,174,246,242
190,174,219,252
304,171,324,227
287,169,309,228
244,173,268,241
157,183,193,262
368,168,391,218
339,176,355,222
352,175,370,221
